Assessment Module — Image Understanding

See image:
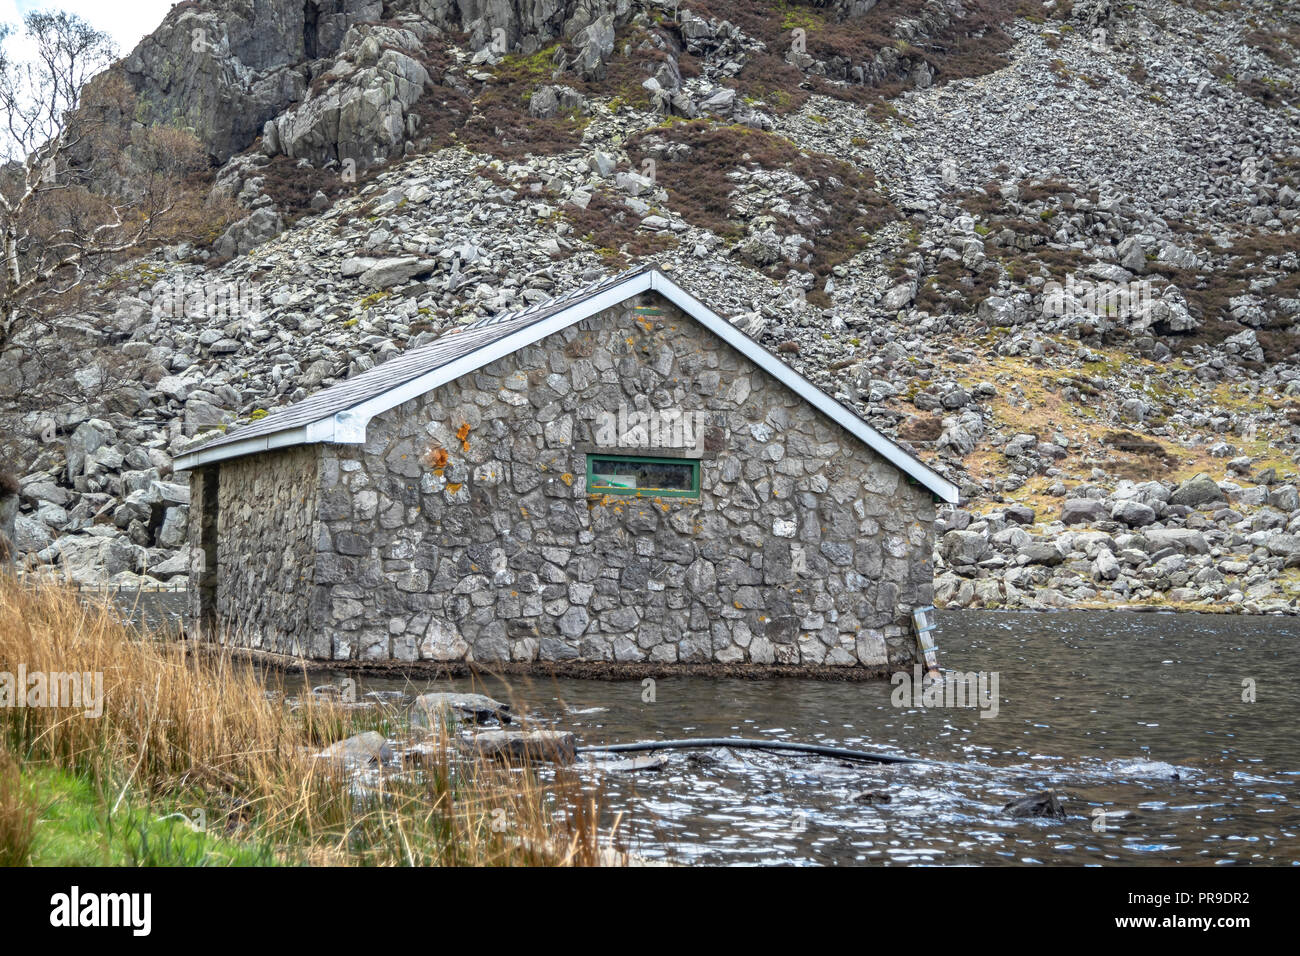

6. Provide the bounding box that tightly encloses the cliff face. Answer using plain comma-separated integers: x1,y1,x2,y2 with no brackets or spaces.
117,0,639,162
118,0,380,161
3,0,1300,614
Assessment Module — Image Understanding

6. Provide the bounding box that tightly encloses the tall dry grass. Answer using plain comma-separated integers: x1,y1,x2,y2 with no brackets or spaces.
0,748,37,865
0,575,609,865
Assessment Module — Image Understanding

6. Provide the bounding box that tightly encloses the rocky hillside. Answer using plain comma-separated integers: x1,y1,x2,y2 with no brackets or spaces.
2,0,1299,615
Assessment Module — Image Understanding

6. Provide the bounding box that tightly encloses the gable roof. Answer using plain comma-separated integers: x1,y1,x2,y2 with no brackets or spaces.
175,267,959,502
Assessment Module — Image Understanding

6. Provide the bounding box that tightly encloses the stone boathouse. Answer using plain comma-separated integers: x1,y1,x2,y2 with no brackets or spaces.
175,267,959,671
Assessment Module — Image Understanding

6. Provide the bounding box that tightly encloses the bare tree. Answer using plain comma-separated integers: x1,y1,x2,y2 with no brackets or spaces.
0,11,188,356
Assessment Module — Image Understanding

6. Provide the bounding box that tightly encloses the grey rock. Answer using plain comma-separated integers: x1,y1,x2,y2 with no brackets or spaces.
1169,473,1225,508
410,691,511,729
460,730,577,765
318,730,391,768
1061,498,1108,525
1111,499,1157,527
359,256,436,288
940,529,989,565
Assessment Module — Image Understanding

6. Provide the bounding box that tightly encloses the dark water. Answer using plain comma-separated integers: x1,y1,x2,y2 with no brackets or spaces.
117,593,1300,865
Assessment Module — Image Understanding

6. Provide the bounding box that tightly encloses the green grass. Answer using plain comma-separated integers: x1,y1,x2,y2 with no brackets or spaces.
18,766,280,866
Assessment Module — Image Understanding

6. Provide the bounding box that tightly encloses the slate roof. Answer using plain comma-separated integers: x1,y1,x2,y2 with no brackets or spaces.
175,266,959,502
184,266,653,453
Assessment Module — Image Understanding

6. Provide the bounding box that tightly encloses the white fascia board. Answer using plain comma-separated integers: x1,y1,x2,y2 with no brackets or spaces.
325,270,657,440
649,272,961,504
173,424,316,471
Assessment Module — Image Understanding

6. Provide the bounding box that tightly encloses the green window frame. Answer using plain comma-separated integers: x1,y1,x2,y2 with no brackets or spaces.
586,454,701,498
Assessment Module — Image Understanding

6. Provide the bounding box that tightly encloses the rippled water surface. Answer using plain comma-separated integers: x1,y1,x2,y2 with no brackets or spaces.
118,594,1300,864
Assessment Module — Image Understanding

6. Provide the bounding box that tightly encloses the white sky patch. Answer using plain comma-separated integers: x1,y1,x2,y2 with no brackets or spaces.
0,0,171,158
2,0,174,61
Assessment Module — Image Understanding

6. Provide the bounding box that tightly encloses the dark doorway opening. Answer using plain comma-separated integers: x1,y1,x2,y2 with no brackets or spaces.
197,466,220,636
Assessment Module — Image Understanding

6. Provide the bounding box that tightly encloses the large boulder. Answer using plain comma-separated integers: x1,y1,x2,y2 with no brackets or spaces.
13,514,53,554
65,419,116,482
318,731,391,769
213,208,284,258
1061,498,1108,525
1264,534,1300,564
1142,528,1210,555
939,529,989,566
1111,499,1157,527
49,533,145,585
359,256,437,288
266,26,430,171
1019,541,1065,566
573,13,616,79
1169,473,1225,508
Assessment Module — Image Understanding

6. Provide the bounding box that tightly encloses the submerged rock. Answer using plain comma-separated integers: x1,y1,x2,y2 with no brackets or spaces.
850,789,892,804
1113,760,1181,780
593,753,669,772
318,731,391,769
410,692,511,730
1003,791,1066,818
460,730,577,765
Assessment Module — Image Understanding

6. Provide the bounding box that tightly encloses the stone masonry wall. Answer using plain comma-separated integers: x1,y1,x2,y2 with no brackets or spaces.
308,290,936,666
204,445,324,656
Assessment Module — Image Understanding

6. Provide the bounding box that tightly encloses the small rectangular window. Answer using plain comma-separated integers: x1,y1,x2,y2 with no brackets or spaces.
586,454,700,498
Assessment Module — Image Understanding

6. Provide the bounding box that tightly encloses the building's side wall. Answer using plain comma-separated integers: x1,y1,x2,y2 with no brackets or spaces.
311,291,936,667
186,465,218,632
189,445,325,656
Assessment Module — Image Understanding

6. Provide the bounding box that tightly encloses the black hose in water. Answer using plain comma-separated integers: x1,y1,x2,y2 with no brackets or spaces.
576,737,920,765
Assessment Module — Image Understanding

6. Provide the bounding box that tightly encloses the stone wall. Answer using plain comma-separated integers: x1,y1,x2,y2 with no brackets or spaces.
0,487,17,563
192,446,325,656
307,291,936,666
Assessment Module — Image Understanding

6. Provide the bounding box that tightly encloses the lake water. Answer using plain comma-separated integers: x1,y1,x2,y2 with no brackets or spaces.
116,593,1300,865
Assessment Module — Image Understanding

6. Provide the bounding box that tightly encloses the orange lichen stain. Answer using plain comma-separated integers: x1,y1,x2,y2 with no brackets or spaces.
561,472,573,486
425,445,449,473
446,482,463,494
456,422,471,451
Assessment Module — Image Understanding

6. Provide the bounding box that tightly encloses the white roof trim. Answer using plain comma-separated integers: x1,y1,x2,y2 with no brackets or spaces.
175,269,958,502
